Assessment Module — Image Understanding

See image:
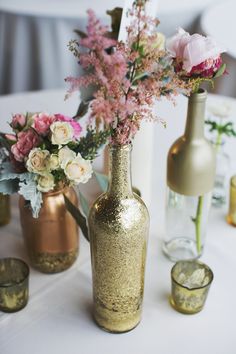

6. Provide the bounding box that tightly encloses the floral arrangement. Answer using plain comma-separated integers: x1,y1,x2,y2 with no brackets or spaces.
166,28,226,92
66,1,192,145
0,112,108,217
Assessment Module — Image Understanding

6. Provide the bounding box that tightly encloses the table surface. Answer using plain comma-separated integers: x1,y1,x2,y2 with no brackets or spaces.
201,0,236,58
0,89,236,354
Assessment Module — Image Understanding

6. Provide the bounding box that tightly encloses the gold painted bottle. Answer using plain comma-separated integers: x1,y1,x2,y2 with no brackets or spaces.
19,186,79,273
89,144,149,333
163,89,216,261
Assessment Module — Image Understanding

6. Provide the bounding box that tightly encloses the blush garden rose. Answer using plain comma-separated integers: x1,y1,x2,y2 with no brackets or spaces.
166,28,226,78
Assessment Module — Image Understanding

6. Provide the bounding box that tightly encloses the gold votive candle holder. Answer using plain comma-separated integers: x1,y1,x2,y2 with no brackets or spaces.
0,258,29,312
0,194,11,226
227,175,236,227
170,260,213,314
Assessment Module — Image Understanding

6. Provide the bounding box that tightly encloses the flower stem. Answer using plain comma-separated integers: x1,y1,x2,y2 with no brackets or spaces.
195,195,204,254
215,130,222,153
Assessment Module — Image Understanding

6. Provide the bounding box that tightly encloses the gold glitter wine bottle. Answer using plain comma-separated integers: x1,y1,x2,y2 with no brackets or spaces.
89,144,149,333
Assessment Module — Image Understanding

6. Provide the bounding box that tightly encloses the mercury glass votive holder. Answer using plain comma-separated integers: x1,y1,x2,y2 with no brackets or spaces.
227,176,236,227
0,258,29,312
170,260,213,314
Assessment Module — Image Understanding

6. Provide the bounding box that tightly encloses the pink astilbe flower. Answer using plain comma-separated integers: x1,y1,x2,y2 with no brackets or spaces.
80,9,116,51
55,114,82,138
66,2,193,145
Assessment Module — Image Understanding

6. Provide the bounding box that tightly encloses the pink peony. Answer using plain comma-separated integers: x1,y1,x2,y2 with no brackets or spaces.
11,114,26,130
11,129,40,162
32,113,56,136
166,28,225,74
55,114,82,139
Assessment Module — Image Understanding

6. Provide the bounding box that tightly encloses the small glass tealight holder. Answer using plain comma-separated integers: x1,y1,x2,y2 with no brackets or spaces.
170,260,213,314
0,258,29,312
227,175,236,227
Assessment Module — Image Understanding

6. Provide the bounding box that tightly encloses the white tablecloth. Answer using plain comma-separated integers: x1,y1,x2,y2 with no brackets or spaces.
0,0,222,95
0,89,236,354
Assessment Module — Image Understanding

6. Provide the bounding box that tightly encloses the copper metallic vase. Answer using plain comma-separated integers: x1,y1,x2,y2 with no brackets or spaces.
19,187,79,273
0,194,11,226
88,144,149,333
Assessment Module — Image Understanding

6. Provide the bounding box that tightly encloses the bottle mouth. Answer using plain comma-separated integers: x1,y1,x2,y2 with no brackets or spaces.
189,88,207,102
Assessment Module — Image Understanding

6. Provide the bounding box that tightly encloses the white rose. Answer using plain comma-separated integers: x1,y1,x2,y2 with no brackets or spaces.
26,148,50,175
64,154,92,184
50,121,74,145
37,173,55,193
48,154,60,171
58,146,76,169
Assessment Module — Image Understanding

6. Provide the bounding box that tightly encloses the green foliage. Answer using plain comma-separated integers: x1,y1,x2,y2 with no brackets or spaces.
64,195,89,241
76,128,110,160
214,63,227,79
68,39,80,58
74,101,90,120
205,120,236,138
78,190,90,217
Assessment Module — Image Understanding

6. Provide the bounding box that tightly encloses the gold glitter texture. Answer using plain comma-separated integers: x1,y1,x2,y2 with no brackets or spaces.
89,144,149,333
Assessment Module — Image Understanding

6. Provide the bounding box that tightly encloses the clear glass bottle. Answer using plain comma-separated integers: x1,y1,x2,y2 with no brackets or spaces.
88,144,149,333
164,89,215,262
163,189,212,261
212,141,230,207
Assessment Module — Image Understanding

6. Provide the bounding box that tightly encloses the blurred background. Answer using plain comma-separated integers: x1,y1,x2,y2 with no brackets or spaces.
0,0,235,97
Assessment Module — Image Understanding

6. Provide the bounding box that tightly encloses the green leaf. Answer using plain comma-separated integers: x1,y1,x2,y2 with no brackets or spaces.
0,179,19,195
74,29,87,39
94,171,109,192
78,190,90,218
64,195,89,242
18,176,43,218
74,101,90,120
132,72,148,84
214,63,226,78
0,162,29,182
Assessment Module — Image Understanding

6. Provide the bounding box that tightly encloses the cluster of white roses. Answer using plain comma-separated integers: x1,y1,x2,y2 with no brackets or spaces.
26,146,92,192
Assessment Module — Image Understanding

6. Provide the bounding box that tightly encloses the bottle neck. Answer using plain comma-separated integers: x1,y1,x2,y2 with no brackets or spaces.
107,144,133,198
184,90,207,140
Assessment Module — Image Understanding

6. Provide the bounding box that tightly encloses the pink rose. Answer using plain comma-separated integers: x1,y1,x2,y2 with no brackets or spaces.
55,114,82,139
11,114,26,130
166,28,225,74
32,113,56,136
11,129,40,162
